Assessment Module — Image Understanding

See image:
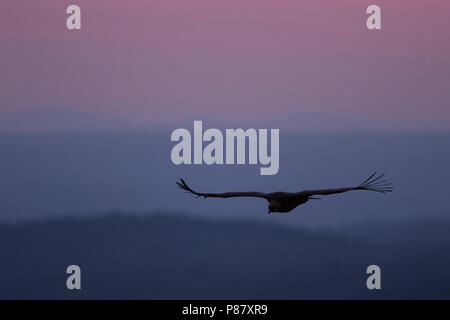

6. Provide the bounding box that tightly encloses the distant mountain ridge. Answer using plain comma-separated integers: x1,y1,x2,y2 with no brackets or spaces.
0,213,449,299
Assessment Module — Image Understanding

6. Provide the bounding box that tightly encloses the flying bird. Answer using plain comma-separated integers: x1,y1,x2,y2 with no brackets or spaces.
176,172,392,214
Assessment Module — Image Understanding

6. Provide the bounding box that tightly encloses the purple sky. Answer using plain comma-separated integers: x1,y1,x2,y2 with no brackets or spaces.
1,0,449,132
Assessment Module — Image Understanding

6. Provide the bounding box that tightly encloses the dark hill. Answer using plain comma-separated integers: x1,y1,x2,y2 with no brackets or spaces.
0,214,449,299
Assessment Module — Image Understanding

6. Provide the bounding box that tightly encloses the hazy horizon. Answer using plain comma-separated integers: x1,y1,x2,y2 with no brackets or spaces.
1,131,449,230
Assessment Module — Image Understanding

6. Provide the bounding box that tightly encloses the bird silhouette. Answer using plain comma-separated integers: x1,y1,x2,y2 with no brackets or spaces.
176,172,392,214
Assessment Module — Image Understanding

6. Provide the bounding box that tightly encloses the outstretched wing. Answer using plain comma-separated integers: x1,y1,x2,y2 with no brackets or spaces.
299,172,393,197
177,178,268,199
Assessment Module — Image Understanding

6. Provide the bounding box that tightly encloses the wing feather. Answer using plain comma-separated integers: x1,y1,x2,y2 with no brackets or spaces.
299,172,393,197
176,179,268,199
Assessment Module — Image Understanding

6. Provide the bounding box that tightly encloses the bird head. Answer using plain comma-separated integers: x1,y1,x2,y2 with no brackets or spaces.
268,202,279,214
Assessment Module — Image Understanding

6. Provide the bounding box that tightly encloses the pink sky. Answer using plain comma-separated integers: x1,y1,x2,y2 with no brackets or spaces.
1,0,449,132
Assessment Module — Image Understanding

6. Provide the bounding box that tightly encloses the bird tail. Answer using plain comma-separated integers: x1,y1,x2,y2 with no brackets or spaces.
356,172,393,193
